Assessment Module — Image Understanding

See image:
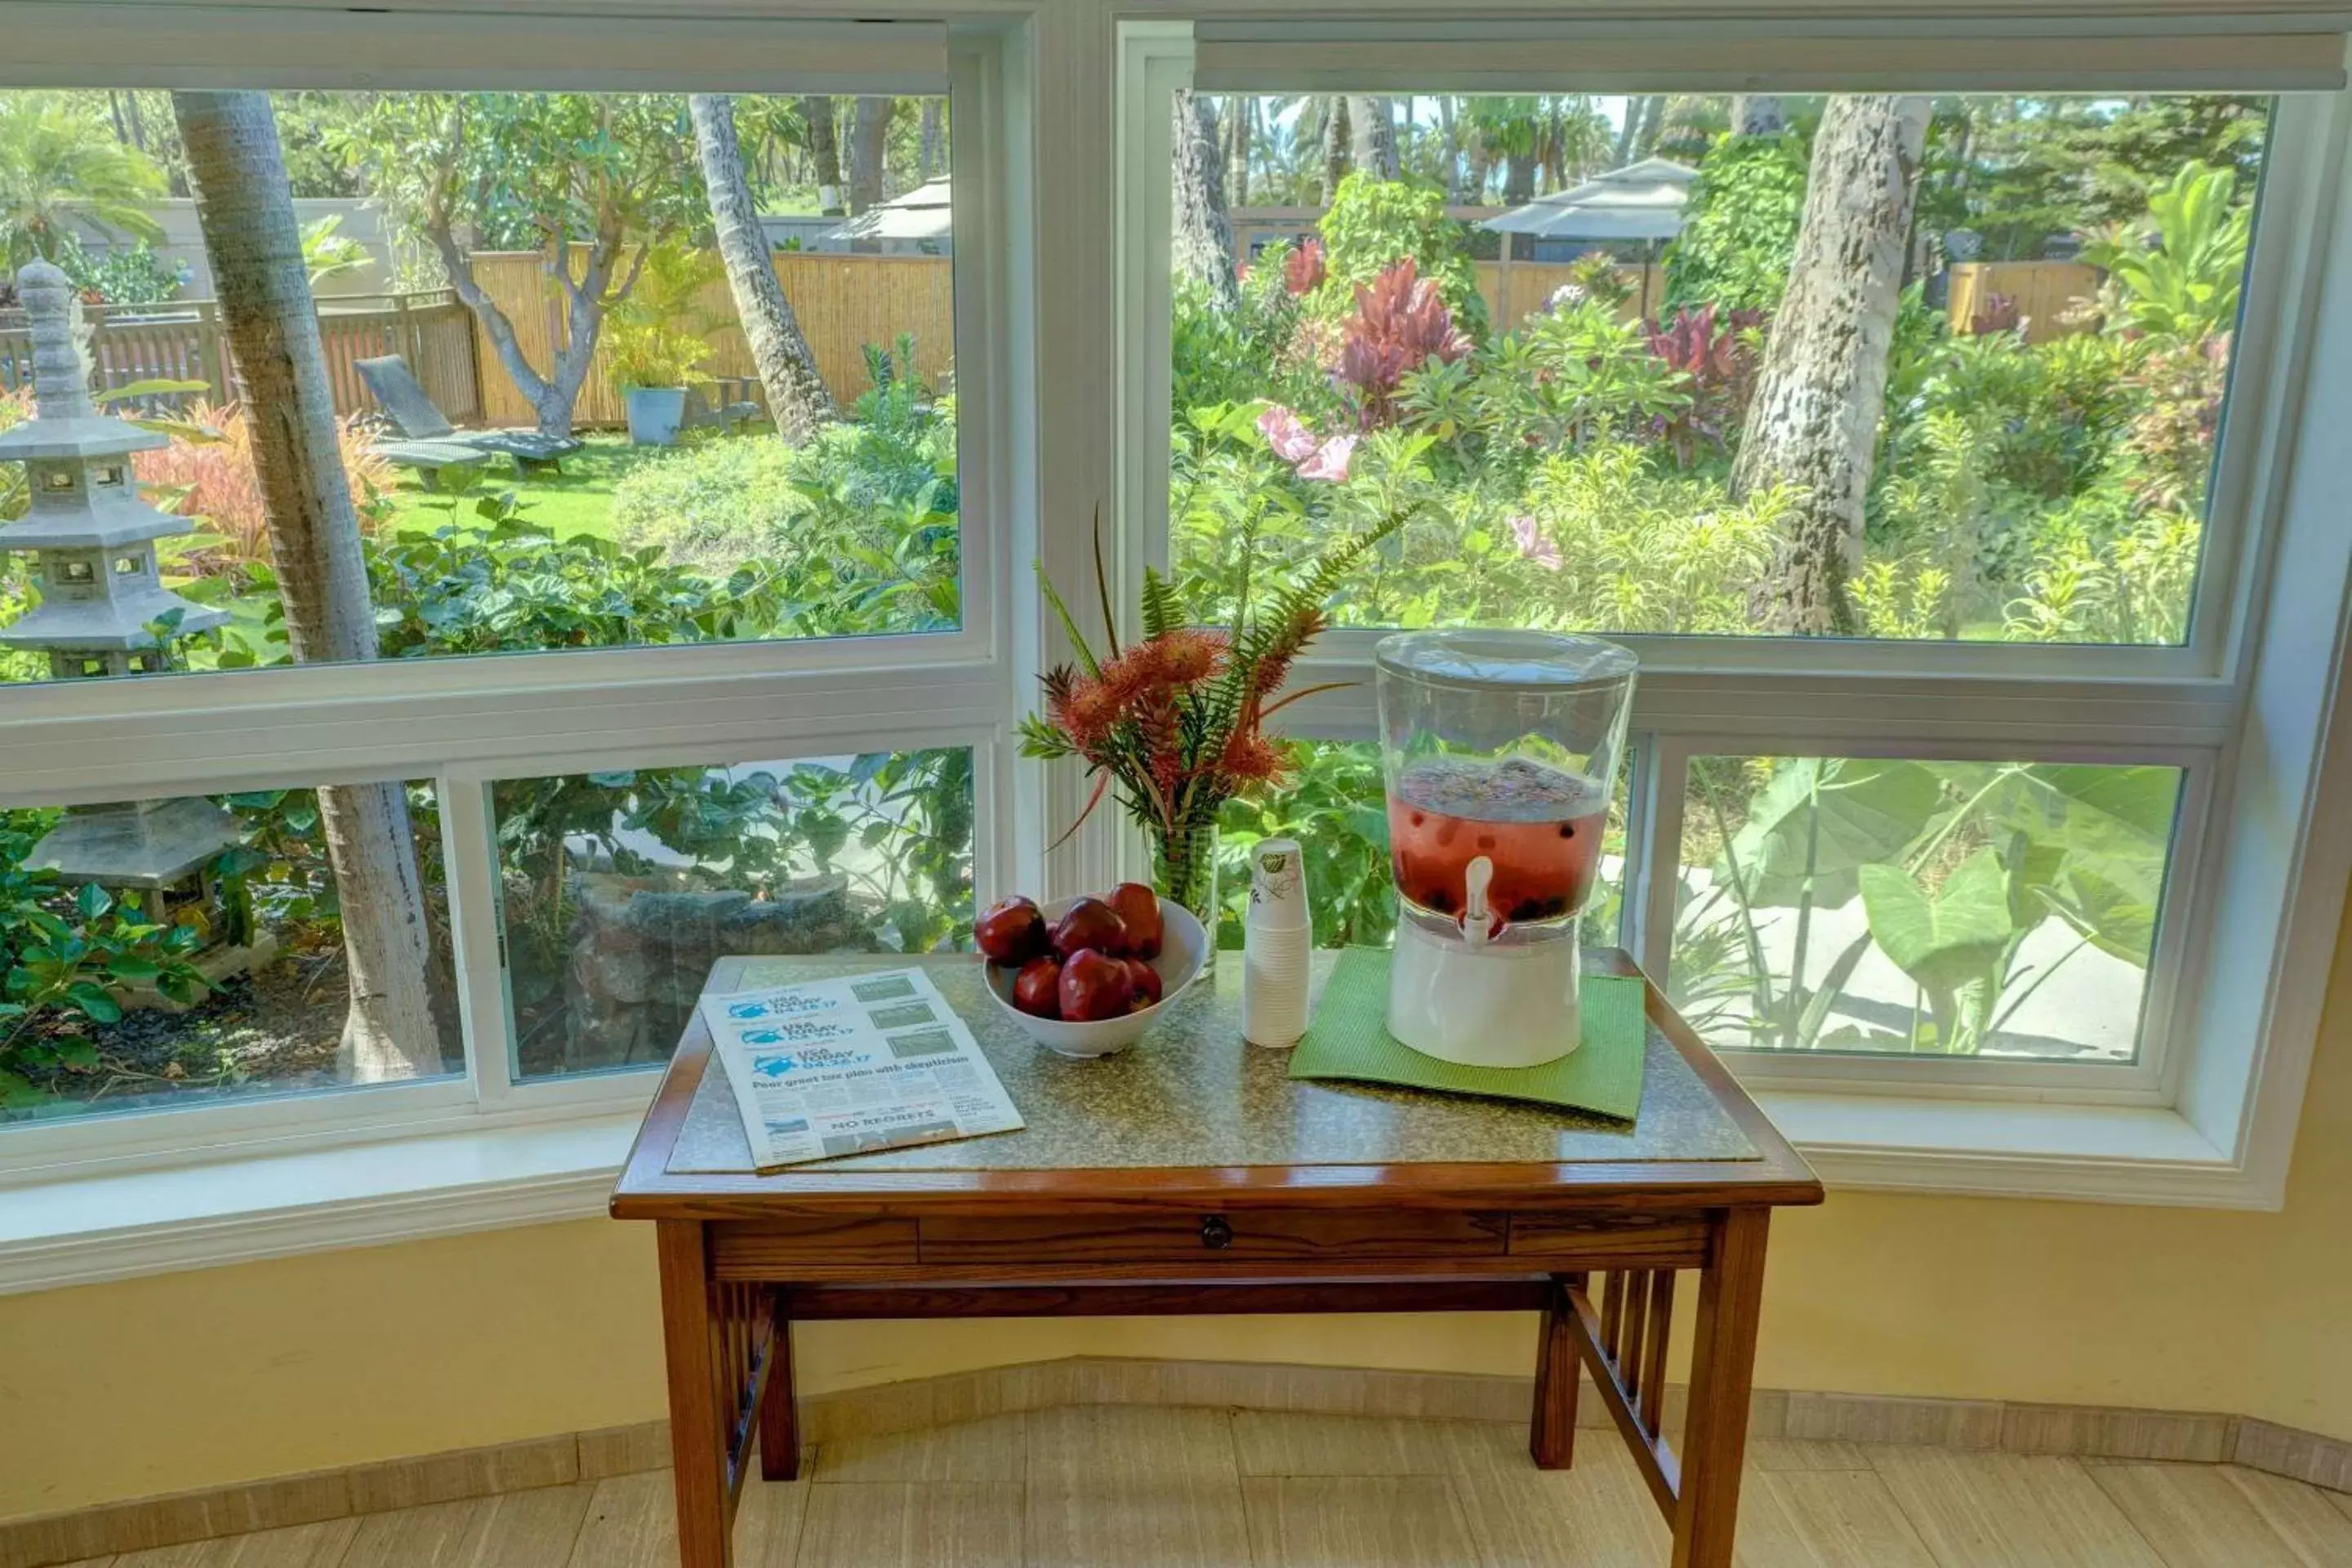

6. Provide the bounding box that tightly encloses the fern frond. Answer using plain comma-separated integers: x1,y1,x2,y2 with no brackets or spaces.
1140,566,1184,640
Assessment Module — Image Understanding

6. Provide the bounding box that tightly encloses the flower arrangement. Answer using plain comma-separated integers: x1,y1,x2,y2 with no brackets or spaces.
1018,510,1407,926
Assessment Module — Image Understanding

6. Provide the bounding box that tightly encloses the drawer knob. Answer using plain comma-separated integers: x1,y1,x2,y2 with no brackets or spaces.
1200,1214,1233,1250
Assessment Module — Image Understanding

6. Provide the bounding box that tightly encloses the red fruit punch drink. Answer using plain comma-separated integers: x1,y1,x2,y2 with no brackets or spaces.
1388,755,1606,927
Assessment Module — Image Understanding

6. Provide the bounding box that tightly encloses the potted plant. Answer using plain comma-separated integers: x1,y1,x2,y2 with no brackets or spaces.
607,242,721,447
608,319,710,447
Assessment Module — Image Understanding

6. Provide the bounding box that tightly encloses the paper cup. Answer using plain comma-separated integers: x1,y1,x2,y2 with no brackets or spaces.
1247,839,1311,930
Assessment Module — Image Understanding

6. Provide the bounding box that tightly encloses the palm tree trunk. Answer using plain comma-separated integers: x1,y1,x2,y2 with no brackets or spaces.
689,94,836,443
1731,94,1931,635
1172,89,1241,314
917,99,945,184
1348,96,1398,180
849,96,893,216
1224,96,1252,208
803,96,844,216
170,89,443,1082
1320,96,1351,204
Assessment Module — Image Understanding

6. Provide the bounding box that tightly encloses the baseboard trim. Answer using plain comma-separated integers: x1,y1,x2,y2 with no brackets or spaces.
2,1356,2345,1568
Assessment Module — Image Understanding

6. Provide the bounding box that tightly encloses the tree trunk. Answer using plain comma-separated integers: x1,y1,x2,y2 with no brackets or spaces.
917,99,944,183
1731,95,1931,635
1348,96,1399,180
849,96,893,216
1224,96,1252,208
170,90,443,1083
1439,97,1462,201
1320,96,1351,204
1731,95,1788,137
1503,145,1537,206
804,96,844,216
689,95,836,443
1616,96,1661,166
1172,88,1241,314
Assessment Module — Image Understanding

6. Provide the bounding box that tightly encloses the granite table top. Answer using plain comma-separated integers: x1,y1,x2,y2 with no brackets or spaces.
662,951,1760,1178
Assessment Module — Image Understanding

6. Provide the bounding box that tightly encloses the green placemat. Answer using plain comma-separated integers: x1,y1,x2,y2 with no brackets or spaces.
1287,948,1646,1121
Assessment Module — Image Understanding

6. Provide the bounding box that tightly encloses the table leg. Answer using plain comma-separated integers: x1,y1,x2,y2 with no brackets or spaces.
759,1291,800,1481
1672,1209,1770,1568
1529,1272,1584,1469
656,1221,737,1568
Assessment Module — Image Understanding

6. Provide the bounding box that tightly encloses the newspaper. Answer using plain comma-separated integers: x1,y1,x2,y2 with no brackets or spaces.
698,967,1024,1170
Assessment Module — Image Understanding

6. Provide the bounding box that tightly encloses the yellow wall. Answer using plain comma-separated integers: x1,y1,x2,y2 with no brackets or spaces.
2,881,2345,1522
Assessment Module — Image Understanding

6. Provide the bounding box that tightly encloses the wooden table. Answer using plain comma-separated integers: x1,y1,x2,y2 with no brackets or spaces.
612,951,1822,1568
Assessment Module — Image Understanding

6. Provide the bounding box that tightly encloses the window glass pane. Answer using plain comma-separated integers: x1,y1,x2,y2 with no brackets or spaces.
0,87,957,688
494,747,974,1082
1214,738,1629,951
1169,91,2265,645
1668,755,2180,1060
1,780,458,1125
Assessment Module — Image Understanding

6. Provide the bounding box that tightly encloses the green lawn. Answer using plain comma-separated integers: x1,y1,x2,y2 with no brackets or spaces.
380,434,662,542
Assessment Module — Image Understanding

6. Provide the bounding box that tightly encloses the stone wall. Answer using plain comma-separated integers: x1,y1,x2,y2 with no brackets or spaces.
563,869,877,1070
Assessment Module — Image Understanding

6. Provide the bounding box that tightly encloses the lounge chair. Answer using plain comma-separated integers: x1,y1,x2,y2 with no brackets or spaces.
354,355,584,478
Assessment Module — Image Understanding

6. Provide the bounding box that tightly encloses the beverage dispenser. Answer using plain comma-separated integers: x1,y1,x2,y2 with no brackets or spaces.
1376,630,1637,1068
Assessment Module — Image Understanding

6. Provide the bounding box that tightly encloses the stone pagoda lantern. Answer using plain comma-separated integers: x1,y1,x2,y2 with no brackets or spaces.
0,259,227,679
1,260,250,978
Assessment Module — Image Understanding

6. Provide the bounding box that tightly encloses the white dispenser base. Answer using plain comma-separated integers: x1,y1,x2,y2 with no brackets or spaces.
1388,917,1580,1068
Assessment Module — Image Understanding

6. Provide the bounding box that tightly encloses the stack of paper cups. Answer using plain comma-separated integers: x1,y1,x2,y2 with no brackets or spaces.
1242,838,1313,1049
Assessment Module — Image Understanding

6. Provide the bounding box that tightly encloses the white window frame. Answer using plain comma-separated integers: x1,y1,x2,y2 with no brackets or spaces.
1118,18,2352,1208
0,7,1045,1189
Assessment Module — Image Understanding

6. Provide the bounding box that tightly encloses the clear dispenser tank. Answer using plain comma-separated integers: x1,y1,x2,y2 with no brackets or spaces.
1375,630,1637,1068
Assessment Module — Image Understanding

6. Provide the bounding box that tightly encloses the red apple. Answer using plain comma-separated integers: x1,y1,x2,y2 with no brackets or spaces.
1051,897,1128,960
1010,956,1062,1018
1106,882,1163,960
1058,948,1133,1022
1124,956,1164,1012
975,896,1049,964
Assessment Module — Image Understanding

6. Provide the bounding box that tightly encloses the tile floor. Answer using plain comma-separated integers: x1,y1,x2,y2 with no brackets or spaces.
74,1406,2352,1567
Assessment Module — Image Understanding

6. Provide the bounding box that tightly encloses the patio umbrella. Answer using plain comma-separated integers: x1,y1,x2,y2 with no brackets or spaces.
1481,158,1695,322
1481,158,1696,243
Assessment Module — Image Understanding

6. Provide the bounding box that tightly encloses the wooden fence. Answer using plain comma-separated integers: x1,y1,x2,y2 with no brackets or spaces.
1476,260,1666,329
0,291,481,423
1946,261,2103,343
465,250,955,428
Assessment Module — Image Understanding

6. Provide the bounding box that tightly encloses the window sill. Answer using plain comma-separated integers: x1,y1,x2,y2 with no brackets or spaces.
0,1089,2283,1296
1758,1090,2274,1209
0,1112,639,1296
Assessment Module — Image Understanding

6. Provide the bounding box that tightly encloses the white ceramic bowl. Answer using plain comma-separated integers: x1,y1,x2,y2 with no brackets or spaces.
979,894,1209,1058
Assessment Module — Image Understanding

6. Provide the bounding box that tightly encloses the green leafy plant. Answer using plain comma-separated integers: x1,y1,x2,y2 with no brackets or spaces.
607,241,722,391
1673,757,2177,1055
1664,131,1810,314
1,813,209,1109
2082,160,2252,343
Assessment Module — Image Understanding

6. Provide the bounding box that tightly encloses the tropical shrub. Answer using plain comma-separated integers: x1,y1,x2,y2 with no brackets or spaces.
608,433,803,572
1334,258,1472,430
56,238,187,305
1312,172,1484,327
1672,756,2176,1055
131,399,395,574
1664,131,1810,314
2082,160,2252,342
2,809,210,1109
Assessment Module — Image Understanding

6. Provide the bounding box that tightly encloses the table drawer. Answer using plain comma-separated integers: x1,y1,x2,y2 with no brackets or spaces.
710,1214,920,1278
1508,1211,1711,1268
919,1209,1508,1266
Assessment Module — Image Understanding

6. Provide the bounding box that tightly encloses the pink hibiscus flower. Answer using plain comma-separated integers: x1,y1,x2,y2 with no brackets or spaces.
1296,434,1358,483
1508,514,1563,571
1256,404,1320,462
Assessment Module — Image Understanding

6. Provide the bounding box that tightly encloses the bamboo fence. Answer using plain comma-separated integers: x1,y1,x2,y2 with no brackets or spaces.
464,250,955,428
1945,261,2103,343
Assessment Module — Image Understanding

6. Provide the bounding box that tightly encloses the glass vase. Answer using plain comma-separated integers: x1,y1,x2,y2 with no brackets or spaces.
1152,821,1220,964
